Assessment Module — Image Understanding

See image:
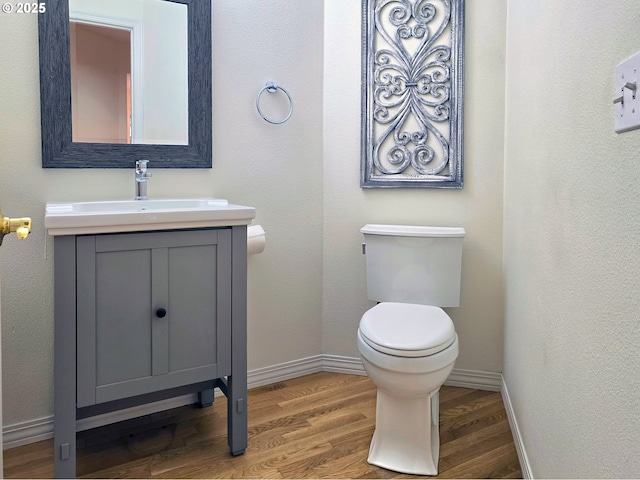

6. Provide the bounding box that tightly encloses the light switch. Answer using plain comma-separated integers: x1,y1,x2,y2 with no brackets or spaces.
614,51,640,133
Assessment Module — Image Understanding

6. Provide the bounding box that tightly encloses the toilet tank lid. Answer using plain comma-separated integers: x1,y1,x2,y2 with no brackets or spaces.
361,224,465,238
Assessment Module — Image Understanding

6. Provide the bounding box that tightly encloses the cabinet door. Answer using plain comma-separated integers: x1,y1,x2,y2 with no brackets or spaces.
76,229,231,407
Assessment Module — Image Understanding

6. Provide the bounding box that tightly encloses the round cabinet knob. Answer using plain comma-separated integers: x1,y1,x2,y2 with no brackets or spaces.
156,308,167,318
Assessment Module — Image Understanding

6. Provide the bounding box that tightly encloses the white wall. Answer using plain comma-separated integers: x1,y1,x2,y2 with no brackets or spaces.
210,0,324,370
0,0,323,430
322,0,507,373
503,1,640,477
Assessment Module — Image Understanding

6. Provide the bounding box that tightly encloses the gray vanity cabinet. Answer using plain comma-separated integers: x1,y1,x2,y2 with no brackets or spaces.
75,229,231,407
53,226,248,479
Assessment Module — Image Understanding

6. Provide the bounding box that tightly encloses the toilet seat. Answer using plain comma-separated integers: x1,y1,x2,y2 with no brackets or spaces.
359,302,456,358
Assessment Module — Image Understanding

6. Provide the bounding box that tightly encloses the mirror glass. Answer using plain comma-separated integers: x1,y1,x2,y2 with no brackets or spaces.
69,0,188,145
38,0,211,168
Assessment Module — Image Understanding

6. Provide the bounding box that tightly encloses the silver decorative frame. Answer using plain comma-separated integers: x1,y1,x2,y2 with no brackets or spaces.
361,0,464,188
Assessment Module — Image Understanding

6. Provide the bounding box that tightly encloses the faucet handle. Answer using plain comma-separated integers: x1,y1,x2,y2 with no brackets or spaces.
135,160,149,173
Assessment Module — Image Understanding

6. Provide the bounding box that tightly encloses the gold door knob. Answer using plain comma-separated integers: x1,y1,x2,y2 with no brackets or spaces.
0,208,32,245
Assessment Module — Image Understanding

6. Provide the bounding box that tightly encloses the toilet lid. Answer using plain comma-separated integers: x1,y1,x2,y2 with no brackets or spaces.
359,302,456,357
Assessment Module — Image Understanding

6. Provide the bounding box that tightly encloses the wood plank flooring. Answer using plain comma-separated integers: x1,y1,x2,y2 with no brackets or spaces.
4,372,522,479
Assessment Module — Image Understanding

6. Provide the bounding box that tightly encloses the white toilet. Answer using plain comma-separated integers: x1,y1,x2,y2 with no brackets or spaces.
358,224,465,476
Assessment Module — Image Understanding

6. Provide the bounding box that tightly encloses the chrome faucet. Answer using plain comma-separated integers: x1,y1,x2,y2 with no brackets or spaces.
135,160,152,200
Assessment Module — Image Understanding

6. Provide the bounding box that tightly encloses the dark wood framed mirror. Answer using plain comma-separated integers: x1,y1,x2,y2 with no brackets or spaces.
38,0,211,168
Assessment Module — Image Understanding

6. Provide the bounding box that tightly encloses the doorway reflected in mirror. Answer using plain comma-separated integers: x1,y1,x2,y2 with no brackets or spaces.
70,22,132,144
68,0,188,146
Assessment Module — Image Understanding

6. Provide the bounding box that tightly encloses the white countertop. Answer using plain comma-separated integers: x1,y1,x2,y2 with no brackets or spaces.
45,198,256,236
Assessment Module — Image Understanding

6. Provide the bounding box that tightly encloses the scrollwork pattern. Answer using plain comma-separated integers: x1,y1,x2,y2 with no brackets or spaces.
362,0,464,188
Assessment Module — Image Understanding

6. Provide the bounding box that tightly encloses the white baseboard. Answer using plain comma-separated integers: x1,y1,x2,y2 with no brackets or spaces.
445,368,502,391
320,354,366,376
501,376,533,479
3,416,57,450
3,355,500,450
246,354,367,388
247,355,324,388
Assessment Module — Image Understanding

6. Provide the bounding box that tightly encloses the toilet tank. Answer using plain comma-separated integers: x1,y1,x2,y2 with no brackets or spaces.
361,224,465,307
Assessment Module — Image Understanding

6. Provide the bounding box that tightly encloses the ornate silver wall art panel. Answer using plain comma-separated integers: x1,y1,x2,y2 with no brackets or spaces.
361,0,465,188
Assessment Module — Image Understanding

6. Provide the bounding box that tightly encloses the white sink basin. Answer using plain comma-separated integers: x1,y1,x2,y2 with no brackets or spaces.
48,198,229,214
45,198,256,236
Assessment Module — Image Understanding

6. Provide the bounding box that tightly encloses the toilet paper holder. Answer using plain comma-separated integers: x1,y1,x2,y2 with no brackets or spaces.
247,225,266,255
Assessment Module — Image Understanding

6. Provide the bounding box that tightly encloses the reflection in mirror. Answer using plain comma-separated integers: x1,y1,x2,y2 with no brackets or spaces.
69,0,188,146
38,0,211,168
70,22,132,143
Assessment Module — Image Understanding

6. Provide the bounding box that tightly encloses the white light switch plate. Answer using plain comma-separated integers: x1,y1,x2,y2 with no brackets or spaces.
615,51,640,133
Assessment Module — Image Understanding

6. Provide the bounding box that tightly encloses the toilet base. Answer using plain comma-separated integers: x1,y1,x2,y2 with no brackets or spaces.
367,388,441,476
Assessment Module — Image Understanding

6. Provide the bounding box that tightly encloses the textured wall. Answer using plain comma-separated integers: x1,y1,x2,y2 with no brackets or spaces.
503,1,640,477
322,0,507,372
0,0,324,428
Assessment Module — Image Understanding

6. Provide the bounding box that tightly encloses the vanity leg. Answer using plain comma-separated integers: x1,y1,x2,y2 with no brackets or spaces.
54,236,77,478
227,374,247,456
198,388,214,408
228,226,248,456
54,414,76,479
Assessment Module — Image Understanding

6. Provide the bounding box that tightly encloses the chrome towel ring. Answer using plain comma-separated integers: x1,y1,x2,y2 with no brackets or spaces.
256,82,293,124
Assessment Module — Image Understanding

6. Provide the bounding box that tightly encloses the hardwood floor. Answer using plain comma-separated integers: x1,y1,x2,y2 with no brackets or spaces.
4,372,522,479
